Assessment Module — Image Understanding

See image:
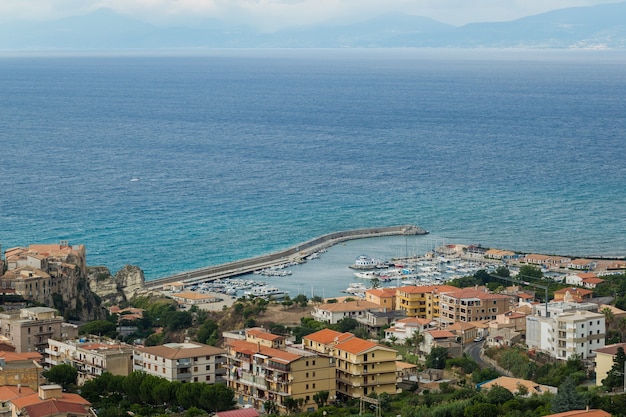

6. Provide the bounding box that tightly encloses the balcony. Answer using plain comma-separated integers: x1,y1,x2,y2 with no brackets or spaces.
239,374,268,390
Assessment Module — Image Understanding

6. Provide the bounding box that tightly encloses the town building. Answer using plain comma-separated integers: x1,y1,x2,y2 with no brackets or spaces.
593,342,626,386
419,330,460,356
0,351,43,391
0,384,95,417
311,300,384,325
439,288,513,324
395,285,457,320
523,254,571,268
224,328,336,414
484,249,516,260
565,272,604,289
384,317,435,344
526,309,605,360
489,310,528,334
0,307,78,354
553,287,594,303
332,336,398,400
45,338,134,385
133,342,226,384
364,288,397,311
356,310,406,337
567,259,597,271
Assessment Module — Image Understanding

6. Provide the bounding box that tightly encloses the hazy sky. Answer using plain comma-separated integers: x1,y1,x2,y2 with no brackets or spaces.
0,0,622,29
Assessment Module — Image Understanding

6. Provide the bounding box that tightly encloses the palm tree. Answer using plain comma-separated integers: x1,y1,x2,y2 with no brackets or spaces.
602,307,615,331
617,317,626,342
408,329,424,356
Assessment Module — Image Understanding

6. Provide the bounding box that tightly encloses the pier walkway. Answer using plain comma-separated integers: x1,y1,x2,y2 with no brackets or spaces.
145,225,427,290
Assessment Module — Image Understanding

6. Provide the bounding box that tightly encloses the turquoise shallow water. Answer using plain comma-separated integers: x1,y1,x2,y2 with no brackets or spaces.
1,49,625,280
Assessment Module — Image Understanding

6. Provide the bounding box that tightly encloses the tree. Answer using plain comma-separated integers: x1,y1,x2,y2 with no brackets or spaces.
264,400,279,415
551,376,586,413
43,364,77,390
407,329,424,356
602,346,626,390
495,266,510,277
518,265,543,280
464,403,498,417
333,317,359,333
426,347,448,369
370,277,381,289
292,294,309,308
79,320,118,338
313,390,329,407
486,385,514,404
602,307,615,332
196,319,219,345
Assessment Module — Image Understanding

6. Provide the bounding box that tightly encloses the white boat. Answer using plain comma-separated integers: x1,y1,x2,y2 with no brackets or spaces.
350,255,381,269
353,271,378,279
244,286,289,299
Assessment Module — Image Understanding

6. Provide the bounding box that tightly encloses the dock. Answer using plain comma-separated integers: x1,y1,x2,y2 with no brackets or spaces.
144,225,428,290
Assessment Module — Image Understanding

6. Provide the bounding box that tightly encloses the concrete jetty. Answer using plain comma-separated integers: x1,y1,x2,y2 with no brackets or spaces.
145,225,427,290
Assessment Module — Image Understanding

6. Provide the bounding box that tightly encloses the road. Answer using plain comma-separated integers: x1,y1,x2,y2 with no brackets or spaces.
464,340,490,370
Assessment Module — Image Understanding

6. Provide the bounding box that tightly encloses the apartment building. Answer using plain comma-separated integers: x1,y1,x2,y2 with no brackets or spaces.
0,384,94,417
333,337,398,400
0,307,77,354
364,288,397,311
311,300,384,325
384,317,434,343
439,288,513,324
46,338,134,385
526,309,605,360
133,342,226,384
303,329,398,401
395,285,457,319
224,329,336,414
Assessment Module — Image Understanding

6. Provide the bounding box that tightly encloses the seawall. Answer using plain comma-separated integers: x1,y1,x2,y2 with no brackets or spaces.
145,225,428,289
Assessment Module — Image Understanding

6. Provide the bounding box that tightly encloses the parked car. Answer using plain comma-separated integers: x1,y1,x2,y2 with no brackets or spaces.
473,336,484,342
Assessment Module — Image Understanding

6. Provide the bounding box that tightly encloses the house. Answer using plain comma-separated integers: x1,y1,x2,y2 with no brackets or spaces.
225,329,336,413
215,409,260,417
593,342,626,386
484,249,516,260
542,410,609,417
420,330,458,355
311,300,384,324
490,310,527,333
0,351,43,391
567,259,597,271
1,384,95,417
565,272,604,289
553,287,593,303
446,322,478,344
486,328,522,348
301,328,354,356
523,254,571,268
364,288,397,310
480,376,556,396
384,317,435,343
356,310,406,337
170,291,222,306
133,342,226,384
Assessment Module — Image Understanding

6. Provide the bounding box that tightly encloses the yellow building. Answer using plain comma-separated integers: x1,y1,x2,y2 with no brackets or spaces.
594,343,626,386
225,329,336,414
395,285,457,319
365,288,397,310
333,337,399,400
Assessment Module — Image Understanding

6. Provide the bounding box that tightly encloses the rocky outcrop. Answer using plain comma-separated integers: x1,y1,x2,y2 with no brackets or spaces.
87,264,148,304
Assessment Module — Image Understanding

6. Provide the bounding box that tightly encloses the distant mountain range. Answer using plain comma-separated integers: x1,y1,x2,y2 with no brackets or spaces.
1,2,625,50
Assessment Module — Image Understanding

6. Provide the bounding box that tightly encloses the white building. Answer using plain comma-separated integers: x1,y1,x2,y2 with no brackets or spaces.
384,317,435,343
526,309,605,360
133,342,226,383
311,300,384,325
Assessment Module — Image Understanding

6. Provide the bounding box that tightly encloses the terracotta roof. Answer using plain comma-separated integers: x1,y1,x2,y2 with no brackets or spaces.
554,287,593,296
0,385,36,401
135,342,225,359
396,361,417,369
397,285,458,294
575,272,598,279
366,288,396,297
426,330,455,339
227,340,301,363
11,392,89,410
0,351,42,362
216,408,260,417
582,277,604,284
518,293,534,300
316,300,381,312
442,288,511,300
397,317,431,326
594,342,626,356
543,410,610,417
303,329,350,345
247,328,285,341
24,399,90,417
570,259,595,265
481,376,555,396
334,337,381,355
447,322,476,331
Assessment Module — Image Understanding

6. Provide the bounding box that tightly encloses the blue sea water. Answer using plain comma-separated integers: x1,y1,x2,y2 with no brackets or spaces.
1,48,625,284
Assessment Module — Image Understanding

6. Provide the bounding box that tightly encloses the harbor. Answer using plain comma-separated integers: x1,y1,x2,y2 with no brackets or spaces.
144,225,427,290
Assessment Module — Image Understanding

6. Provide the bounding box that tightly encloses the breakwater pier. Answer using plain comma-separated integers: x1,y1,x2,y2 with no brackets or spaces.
145,225,428,290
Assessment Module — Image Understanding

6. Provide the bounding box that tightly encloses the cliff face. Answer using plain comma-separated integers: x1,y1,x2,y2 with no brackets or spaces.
87,264,147,305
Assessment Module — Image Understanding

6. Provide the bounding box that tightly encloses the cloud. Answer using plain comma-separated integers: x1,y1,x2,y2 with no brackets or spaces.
0,0,622,28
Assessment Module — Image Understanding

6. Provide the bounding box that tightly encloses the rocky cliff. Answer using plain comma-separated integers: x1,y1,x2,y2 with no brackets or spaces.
87,264,148,305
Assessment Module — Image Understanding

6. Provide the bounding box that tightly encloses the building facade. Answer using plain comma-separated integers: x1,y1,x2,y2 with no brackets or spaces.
439,288,513,324
395,285,457,320
133,342,226,384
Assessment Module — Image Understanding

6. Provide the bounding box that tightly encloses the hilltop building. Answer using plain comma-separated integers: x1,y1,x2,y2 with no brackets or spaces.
395,285,457,320
439,288,513,324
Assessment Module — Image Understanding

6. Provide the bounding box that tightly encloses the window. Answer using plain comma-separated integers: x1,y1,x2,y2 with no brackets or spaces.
206,376,211,381
306,373,309,378
194,377,198,382
206,365,211,370
306,384,309,389
312,360,316,365
313,383,316,389
194,366,198,372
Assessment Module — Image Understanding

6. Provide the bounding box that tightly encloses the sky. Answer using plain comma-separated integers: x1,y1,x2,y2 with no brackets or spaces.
0,0,623,30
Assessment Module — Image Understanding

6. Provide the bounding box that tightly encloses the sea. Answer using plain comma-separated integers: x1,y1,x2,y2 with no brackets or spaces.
1,48,625,298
